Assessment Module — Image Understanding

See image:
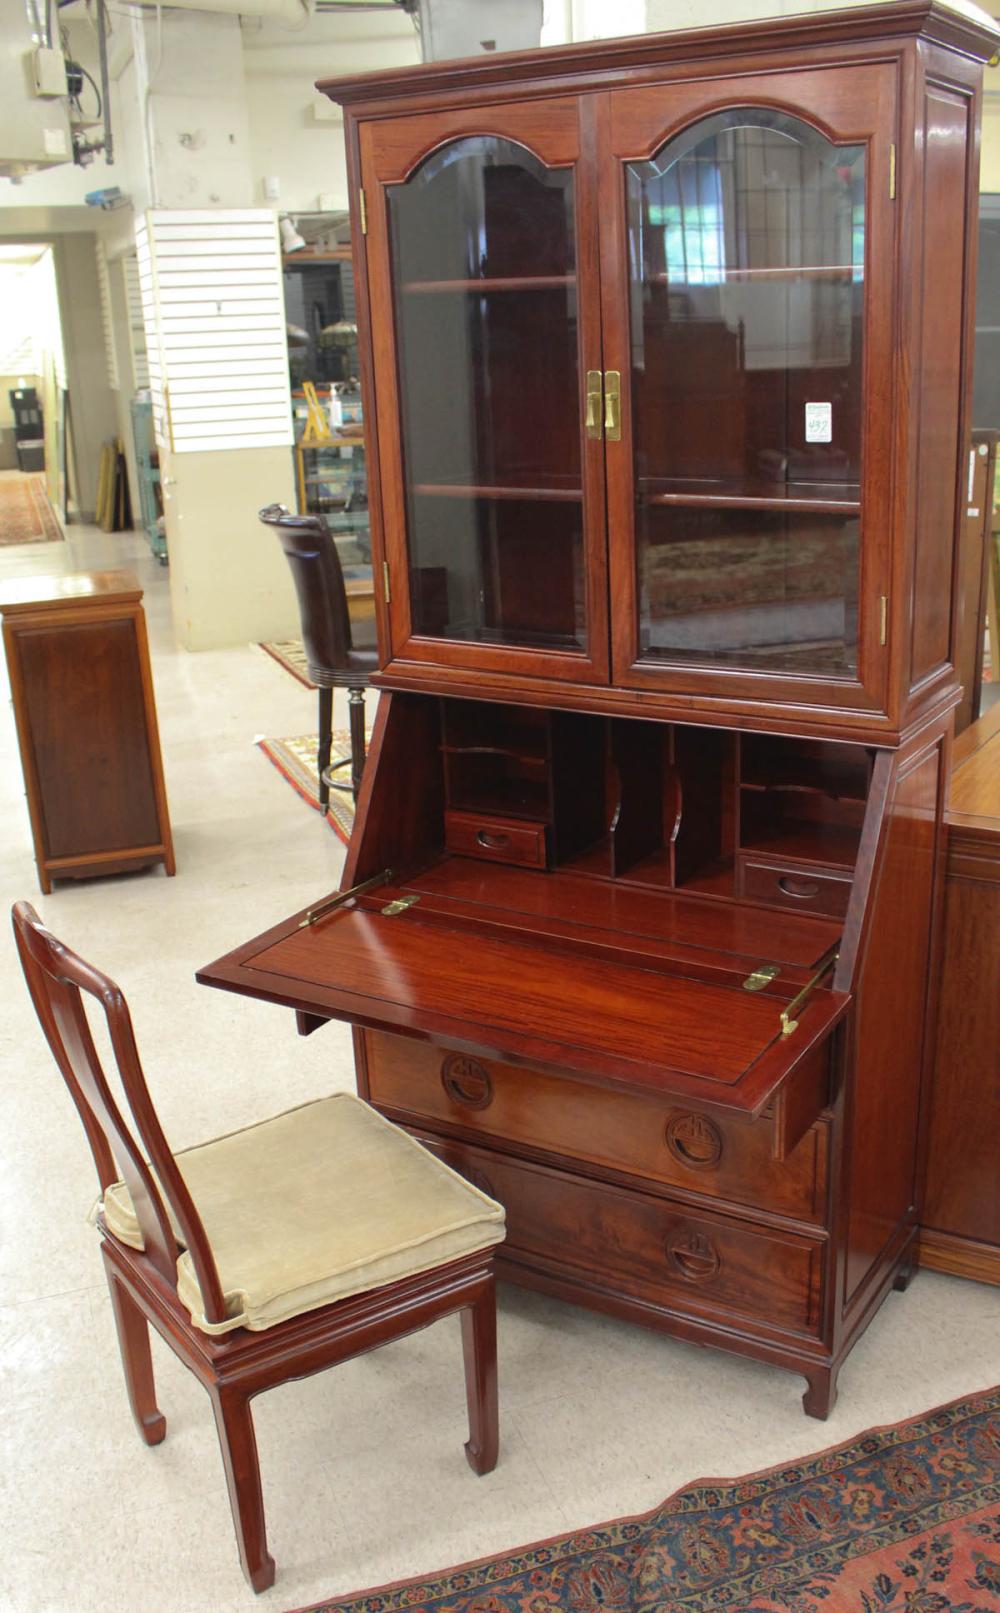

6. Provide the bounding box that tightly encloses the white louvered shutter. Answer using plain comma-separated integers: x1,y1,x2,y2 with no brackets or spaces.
123,253,150,392
136,209,293,454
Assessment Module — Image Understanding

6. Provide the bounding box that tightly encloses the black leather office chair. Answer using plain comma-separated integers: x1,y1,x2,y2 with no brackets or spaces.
259,504,378,804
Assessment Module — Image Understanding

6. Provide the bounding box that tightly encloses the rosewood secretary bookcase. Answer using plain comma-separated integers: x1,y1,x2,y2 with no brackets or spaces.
201,0,1000,1416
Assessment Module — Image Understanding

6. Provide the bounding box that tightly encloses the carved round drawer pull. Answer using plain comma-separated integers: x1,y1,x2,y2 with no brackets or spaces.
441,1054,494,1110
477,830,510,851
778,876,820,900
667,1230,721,1284
666,1112,723,1170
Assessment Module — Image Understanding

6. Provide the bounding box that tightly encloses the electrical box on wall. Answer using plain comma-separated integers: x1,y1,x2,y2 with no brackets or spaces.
0,13,72,177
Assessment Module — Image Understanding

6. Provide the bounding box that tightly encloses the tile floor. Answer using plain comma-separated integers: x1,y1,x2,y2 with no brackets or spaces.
1,524,998,1613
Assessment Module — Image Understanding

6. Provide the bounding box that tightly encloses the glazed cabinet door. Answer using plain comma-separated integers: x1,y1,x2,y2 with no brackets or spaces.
360,101,609,684
599,65,896,716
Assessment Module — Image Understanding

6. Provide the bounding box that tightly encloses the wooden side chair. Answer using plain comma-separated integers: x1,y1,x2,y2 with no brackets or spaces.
260,502,378,804
12,901,504,1593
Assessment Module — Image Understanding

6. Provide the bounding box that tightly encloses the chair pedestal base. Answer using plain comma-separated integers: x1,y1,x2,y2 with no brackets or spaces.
318,684,368,807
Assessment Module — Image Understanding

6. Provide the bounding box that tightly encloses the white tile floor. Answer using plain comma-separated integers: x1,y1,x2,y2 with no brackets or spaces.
1,523,998,1613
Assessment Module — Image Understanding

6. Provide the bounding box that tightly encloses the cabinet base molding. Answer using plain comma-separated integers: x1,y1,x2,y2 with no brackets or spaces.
917,1229,1000,1287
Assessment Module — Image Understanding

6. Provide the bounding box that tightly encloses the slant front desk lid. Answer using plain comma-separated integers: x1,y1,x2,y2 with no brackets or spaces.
198,865,849,1118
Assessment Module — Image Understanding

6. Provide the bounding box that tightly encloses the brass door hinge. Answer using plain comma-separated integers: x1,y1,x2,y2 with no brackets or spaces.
879,594,888,646
889,143,896,200
743,962,780,992
382,559,391,602
358,188,368,235
382,893,420,916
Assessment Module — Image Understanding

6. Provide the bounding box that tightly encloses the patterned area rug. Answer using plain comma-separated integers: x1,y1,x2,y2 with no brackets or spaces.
259,638,316,690
257,732,357,846
0,471,63,545
292,1385,1000,1613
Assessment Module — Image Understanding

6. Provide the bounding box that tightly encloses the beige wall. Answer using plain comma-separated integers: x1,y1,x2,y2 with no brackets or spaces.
52,234,119,520
162,444,299,649
982,98,1000,194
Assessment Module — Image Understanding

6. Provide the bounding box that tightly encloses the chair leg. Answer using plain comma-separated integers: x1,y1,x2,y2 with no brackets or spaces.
347,684,367,802
105,1268,166,1447
460,1279,499,1476
208,1384,276,1594
317,685,333,811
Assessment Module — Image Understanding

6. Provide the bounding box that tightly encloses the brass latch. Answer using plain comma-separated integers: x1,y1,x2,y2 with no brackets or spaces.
382,893,420,917
743,963,779,992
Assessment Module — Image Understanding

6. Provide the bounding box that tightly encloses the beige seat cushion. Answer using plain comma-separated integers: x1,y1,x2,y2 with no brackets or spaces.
101,1093,505,1336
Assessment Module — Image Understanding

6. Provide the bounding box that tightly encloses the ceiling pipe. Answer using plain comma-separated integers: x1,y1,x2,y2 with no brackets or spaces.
124,0,314,28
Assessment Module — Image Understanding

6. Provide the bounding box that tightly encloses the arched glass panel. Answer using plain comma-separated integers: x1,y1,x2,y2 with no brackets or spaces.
387,138,585,651
628,110,865,676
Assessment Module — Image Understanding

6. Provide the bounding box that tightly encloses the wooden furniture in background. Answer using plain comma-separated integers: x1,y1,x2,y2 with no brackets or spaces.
955,430,999,732
201,2,1000,1419
920,702,1000,1284
13,901,502,1594
0,571,175,893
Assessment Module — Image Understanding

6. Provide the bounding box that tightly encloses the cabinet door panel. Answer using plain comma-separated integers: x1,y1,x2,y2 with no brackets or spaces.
362,101,609,683
601,65,896,714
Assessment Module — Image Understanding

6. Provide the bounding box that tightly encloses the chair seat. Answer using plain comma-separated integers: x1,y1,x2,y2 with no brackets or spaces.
101,1094,505,1335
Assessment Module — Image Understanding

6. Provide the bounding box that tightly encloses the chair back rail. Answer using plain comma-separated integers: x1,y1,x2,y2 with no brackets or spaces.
259,503,354,676
12,901,230,1326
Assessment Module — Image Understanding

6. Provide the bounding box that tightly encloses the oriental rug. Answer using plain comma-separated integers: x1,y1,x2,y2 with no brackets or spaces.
0,470,63,545
292,1384,1000,1613
258,638,315,690
257,732,356,847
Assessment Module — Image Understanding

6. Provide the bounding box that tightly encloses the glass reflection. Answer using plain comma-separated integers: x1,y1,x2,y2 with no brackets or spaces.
628,110,865,675
388,137,585,651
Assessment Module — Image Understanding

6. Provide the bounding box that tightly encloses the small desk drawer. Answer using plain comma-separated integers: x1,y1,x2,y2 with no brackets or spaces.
739,855,852,919
364,1032,829,1224
422,1135,824,1339
444,810,548,869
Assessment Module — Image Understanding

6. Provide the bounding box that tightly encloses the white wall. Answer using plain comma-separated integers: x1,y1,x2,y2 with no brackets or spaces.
242,13,420,212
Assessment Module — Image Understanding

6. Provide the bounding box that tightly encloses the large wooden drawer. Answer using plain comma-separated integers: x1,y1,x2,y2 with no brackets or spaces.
364,1031,830,1224
422,1133,825,1339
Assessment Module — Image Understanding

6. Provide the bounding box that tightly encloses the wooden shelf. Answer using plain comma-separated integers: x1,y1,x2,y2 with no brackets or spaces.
740,824,861,869
402,275,576,293
640,478,860,516
413,482,582,502
283,249,352,266
645,264,859,283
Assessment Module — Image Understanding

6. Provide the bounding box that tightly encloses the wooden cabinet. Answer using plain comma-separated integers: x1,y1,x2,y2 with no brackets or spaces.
199,0,999,1418
0,571,175,893
919,706,1000,1284
336,3,994,743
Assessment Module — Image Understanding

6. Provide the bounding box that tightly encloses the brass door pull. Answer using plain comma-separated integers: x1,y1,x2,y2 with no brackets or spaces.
604,370,621,441
585,370,603,439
